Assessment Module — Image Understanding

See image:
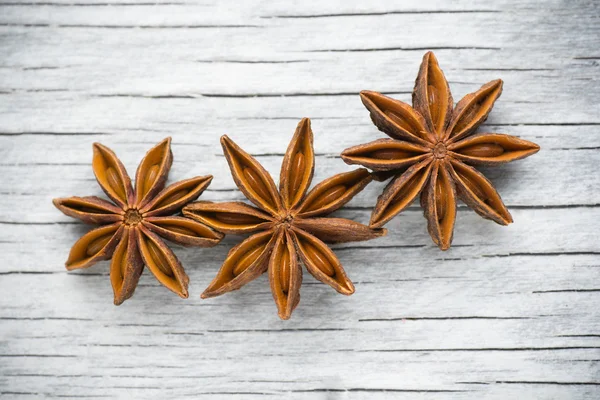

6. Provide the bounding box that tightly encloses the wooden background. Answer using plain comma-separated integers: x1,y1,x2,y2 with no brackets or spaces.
0,0,598,398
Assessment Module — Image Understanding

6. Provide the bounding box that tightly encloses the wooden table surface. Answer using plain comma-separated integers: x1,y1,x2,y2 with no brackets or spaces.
1,0,599,399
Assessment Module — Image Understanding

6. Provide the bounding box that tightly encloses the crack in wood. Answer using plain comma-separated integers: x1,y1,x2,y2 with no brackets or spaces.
496,381,600,386
0,23,262,29
556,334,600,338
96,92,362,98
352,346,600,353
0,271,71,275
0,162,89,166
0,2,186,5
483,252,600,258
305,46,501,52
463,68,556,71
0,131,111,136
334,244,426,251
195,59,310,64
552,146,600,150
224,116,349,120
291,388,470,393
0,354,77,358
487,122,600,126
185,392,276,396
0,316,93,321
262,10,501,19
509,204,600,209
533,288,600,294
206,328,345,333
359,316,534,322
0,221,76,225
22,66,60,70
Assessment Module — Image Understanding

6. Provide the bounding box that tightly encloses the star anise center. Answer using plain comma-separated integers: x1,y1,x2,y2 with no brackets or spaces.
124,208,143,226
276,211,295,228
432,142,448,159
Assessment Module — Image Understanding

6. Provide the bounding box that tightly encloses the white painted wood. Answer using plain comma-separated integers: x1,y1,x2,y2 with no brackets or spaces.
0,0,598,398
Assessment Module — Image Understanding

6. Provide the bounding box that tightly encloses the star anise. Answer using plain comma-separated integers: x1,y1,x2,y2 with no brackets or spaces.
183,119,386,319
53,138,223,304
342,51,540,250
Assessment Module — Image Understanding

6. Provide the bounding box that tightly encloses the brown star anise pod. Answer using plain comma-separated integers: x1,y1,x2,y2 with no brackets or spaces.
183,119,386,319
53,138,223,304
341,51,540,250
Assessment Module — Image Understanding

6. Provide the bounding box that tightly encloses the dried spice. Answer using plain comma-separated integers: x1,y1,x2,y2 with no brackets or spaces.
342,51,540,250
183,118,385,319
53,138,223,304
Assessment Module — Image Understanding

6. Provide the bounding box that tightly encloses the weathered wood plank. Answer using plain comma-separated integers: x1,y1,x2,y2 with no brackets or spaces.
0,0,598,398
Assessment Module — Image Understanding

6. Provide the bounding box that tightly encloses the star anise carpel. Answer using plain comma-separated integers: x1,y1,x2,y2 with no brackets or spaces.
183,118,386,319
53,137,223,304
341,51,540,250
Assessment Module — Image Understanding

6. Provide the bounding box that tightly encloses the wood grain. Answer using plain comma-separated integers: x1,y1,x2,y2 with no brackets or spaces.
0,0,598,398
